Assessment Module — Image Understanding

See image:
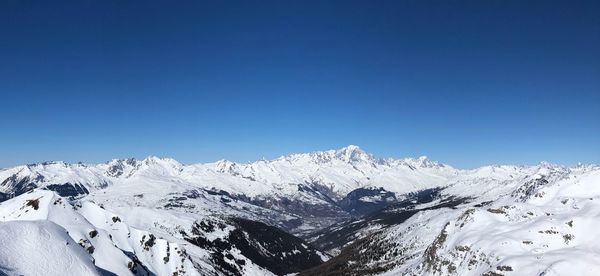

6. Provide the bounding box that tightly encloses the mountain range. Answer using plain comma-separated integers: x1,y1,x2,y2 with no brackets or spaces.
1,145,599,275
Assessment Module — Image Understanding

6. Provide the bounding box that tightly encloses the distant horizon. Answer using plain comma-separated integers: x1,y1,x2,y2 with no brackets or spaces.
1,1,598,169
2,144,596,170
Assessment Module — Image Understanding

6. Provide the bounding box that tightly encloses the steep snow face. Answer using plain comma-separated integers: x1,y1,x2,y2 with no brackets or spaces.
0,220,100,276
304,165,600,276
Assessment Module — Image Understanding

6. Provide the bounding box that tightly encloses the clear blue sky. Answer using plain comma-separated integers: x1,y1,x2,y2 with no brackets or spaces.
0,0,598,168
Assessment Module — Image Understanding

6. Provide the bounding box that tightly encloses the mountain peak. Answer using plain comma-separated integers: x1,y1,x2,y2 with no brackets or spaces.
137,156,183,176
340,145,362,152
214,159,240,174
107,158,138,166
105,158,139,177
335,145,374,163
142,156,181,165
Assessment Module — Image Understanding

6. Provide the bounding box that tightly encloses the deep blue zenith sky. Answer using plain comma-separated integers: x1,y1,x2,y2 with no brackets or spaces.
0,0,599,168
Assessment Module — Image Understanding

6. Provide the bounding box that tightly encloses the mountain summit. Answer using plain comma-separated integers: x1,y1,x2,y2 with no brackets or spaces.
334,145,375,163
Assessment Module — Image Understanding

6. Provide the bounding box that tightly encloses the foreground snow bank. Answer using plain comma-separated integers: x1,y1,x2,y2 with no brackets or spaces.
0,220,100,276
0,190,199,276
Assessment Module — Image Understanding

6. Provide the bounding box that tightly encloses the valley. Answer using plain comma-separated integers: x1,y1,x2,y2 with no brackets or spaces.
1,146,599,275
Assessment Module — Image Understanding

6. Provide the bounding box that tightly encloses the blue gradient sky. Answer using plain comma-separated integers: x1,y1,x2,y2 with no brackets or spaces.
0,0,599,168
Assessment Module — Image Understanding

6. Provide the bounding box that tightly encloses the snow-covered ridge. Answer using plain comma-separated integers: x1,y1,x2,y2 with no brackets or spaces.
0,190,199,275
1,146,599,275
0,145,449,198
1,145,593,200
300,163,600,276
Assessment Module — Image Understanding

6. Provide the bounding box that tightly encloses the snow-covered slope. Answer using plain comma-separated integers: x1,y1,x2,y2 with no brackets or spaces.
0,189,325,276
1,146,599,275
0,220,100,276
0,190,199,275
302,164,600,276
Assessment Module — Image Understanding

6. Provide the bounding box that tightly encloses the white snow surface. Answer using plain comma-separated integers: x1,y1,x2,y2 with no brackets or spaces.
0,190,200,276
1,146,599,276
0,220,100,276
360,165,600,275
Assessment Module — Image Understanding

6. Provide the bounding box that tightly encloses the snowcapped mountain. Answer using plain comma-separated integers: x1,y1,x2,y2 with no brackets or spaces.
0,145,459,235
302,164,600,276
193,145,455,196
1,145,455,200
1,146,599,275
